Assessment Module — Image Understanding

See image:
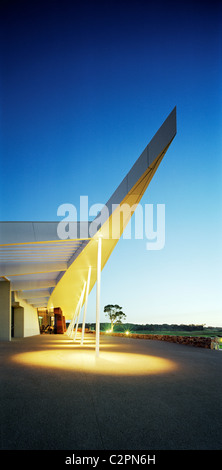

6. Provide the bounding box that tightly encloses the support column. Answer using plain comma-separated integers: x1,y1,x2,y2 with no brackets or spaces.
67,298,81,337
81,266,91,345
74,282,86,341
0,279,11,341
68,313,76,337
96,236,102,356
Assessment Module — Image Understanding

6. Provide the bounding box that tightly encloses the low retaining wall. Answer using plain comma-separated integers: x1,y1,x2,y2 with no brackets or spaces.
101,332,219,349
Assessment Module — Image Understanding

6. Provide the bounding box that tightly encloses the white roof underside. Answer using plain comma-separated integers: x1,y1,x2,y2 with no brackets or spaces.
0,232,89,307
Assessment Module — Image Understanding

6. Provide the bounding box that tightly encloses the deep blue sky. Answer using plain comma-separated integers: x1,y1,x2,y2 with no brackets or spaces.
1,0,221,326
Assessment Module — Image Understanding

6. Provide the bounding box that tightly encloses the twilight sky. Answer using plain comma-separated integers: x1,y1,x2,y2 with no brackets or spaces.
1,0,221,326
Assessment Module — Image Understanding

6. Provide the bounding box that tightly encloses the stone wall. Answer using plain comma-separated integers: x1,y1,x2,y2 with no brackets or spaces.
101,332,219,349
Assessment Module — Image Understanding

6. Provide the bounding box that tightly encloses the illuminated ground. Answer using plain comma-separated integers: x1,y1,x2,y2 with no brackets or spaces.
0,333,221,450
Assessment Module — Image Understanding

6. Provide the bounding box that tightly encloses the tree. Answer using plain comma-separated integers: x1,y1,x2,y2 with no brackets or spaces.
104,304,126,332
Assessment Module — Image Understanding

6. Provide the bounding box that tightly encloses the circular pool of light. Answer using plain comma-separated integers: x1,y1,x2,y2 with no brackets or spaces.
12,348,177,376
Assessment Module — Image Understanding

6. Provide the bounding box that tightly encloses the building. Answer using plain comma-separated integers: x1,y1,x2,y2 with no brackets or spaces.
0,107,177,353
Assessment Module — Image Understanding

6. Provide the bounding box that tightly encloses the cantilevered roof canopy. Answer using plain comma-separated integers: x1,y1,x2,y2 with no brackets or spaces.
0,223,90,307
0,107,176,317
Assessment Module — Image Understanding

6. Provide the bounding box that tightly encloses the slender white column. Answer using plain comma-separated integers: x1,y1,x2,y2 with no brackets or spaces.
74,282,86,341
67,296,81,337
70,309,78,336
66,315,72,336
81,266,91,345
67,316,74,337
96,236,102,356
67,305,77,336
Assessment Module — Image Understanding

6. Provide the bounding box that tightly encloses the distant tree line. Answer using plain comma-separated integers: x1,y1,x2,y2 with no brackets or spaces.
84,323,206,332
124,323,205,332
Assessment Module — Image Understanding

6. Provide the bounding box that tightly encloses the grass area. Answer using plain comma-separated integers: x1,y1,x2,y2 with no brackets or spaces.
102,326,222,349
128,330,222,337
112,328,222,338
99,323,222,348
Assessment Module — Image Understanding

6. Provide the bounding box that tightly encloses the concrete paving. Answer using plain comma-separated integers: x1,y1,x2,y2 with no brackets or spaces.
0,333,221,450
